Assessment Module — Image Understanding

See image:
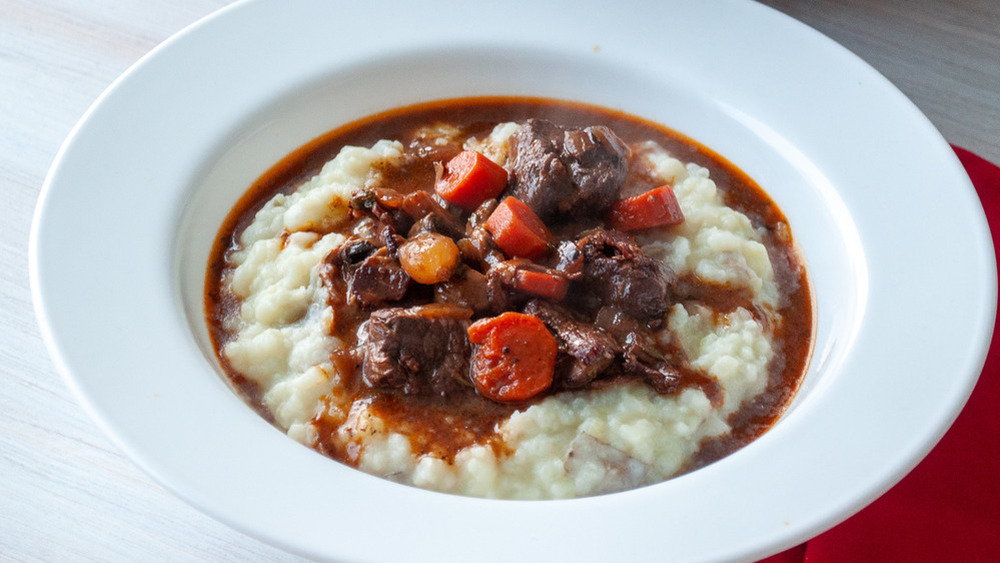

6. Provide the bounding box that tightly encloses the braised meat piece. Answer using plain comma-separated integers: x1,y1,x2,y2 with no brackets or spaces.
337,238,377,266
457,225,504,271
592,306,681,394
523,300,620,388
465,198,499,234
408,212,465,240
350,188,413,236
504,119,630,220
503,120,567,220
350,253,411,306
402,190,465,240
562,125,631,208
484,260,524,314
554,240,585,281
321,238,411,309
620,331,680,394
479,259,571,313
360,304,474,396
576,229,673,323
352,188,466,241
434,269,490,313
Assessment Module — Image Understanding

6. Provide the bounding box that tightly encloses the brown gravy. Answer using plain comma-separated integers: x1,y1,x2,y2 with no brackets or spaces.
205,97,813,473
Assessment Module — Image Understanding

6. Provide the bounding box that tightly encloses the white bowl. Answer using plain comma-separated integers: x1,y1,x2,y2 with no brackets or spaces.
31,0,996,560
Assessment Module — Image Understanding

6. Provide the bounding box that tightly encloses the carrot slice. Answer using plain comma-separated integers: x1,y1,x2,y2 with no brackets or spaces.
467,312,557,402
435,150,509,211
485,196,551,260
607,185,684,231
513,269,569,301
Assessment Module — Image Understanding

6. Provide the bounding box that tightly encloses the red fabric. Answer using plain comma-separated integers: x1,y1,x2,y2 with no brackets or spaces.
759,147,1000,563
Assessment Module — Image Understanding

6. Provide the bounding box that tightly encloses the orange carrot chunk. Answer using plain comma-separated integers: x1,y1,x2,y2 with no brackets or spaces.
513,269,569,301
607,185,684,231
484,196,551,260
435,150,509,211
467,312,557,402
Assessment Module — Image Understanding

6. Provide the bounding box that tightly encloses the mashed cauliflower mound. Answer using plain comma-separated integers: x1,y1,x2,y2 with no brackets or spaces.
221,126,779,499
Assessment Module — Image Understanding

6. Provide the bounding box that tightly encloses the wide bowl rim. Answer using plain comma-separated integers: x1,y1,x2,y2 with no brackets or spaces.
30,0,996,561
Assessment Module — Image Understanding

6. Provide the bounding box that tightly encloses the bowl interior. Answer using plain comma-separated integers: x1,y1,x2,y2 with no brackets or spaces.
176,46,864,449
37,2,994,560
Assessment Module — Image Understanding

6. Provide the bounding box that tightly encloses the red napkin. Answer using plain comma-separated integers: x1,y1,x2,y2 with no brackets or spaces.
760,146,1000,562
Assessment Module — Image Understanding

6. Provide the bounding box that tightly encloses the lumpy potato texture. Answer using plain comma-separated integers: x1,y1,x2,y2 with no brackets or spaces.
220,128,779,498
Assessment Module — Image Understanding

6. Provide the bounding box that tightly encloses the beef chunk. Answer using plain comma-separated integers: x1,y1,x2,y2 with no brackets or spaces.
466,198,498,234
337,238,377,266
523,300,619,388
576,229,673,323
434,269,490,313
457,225,504,271
503,120,569,220
554,239,585,281
484,260,523,314
321,239,411,309
402,190,465,239
479,259,574,313
350,188,413,236
360,304,473,396
504,119,630,220
562,126,631,207
349,253,411,306
351,188,466,241
593,306,681,394
620,331,680,394
408,212,465,240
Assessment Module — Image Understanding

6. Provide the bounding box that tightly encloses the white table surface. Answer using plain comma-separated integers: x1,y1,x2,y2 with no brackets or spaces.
2,1,998,560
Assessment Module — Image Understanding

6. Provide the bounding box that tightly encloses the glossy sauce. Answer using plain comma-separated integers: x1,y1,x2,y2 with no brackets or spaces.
205,97,813,471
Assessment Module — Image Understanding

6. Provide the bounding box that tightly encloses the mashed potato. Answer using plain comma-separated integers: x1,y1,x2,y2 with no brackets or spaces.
217,121,791,499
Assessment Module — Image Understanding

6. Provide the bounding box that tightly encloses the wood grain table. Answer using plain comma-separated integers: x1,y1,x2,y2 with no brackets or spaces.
2,1,997,560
